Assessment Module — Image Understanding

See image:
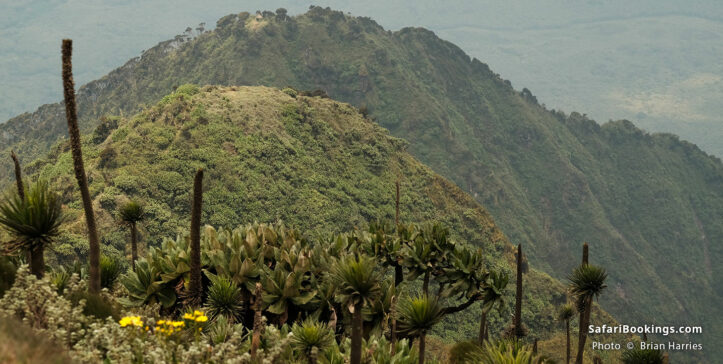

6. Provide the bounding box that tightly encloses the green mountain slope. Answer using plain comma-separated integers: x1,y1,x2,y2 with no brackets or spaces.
24,85,607,346
1,8,720,359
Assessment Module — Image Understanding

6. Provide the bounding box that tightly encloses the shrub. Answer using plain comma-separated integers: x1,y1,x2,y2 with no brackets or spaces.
97,187,120,210
98,146,117,168
1,264,422,363
175,83,200,97
282,87,298,98
0,257,16,297
100,255,123,290
0,266,88,348
92,116,119,144
68,290,118,320
207,314,244,345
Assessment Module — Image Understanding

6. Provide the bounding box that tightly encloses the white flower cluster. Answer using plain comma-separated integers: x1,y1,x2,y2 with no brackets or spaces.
0,266,296,363
0,265,88,348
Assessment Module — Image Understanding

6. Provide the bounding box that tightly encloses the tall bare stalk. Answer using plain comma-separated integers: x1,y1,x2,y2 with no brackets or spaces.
61,39,100,293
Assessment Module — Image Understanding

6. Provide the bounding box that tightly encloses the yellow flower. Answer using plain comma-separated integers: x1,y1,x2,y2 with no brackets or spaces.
119,316,143,327
172,321,185,327
184,310,207,322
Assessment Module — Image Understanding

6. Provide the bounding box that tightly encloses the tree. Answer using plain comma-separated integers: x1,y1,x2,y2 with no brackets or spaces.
479,271,508,343
187,168,204,306
275,8,288,21
397,294,444,364
365,221,490,323
366,220,405,287
61,39,101,293
118,200,145,271
0,181,63,278
569,264,607,364
329,254,382,364
404,223,452,295
557,303,576,364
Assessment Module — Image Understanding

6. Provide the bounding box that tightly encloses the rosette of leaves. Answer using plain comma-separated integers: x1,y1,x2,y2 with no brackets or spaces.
204,274,244,323
119,259,176,308
450,339,552,364
329,254,383,364
262,265,317,325
363,220,408,285
438,245,489,300
207,314,244,345
290,319,335,364
307,243,334,278
316,232,358,259
275,243,312,275
49,267,72,294
0,180,64,278
478,270,508,342
402,223,455,293
396,294,444,364
307,278,338,324
363,277,396,332
363,337,419,364
147,235,192,289
204,227,262,293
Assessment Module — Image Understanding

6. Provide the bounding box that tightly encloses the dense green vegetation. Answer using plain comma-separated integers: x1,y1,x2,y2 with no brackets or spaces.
0,85,629,362
0,248,554,363
0,8,719,361
35,85,615,340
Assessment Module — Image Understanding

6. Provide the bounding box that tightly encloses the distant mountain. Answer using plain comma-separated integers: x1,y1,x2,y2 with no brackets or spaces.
1,8,720,360
3,0,722,156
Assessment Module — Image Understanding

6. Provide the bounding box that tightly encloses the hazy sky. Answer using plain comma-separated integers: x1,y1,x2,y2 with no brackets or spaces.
2,0,722,155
